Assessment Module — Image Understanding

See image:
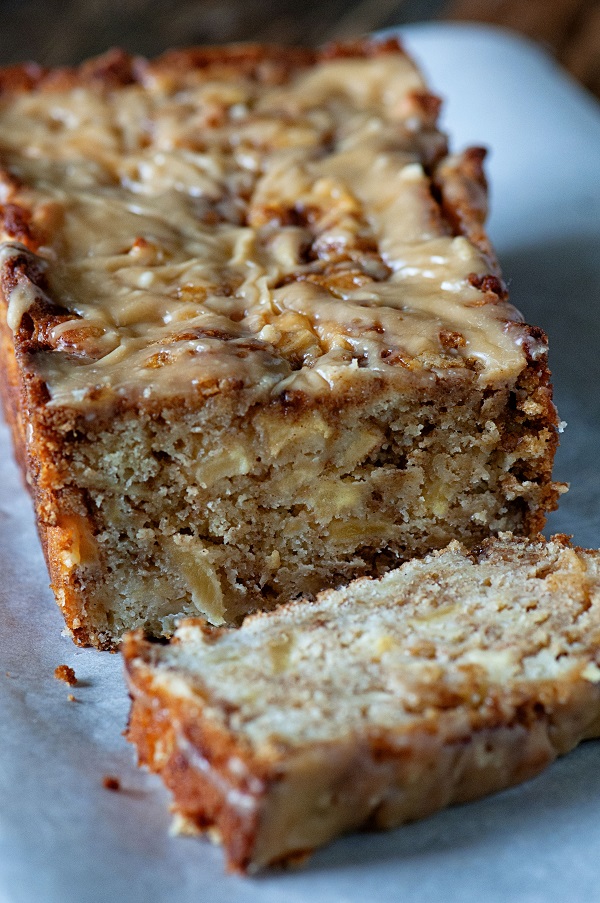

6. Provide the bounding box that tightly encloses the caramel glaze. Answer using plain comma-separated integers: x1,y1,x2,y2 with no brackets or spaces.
0,42,544,410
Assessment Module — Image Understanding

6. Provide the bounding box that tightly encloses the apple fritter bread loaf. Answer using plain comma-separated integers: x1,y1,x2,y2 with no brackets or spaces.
0,40,562,647
124,534,600,873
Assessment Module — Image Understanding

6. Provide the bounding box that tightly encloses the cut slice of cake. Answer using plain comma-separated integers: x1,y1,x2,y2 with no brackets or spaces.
0,39,562,648
124,534,600,874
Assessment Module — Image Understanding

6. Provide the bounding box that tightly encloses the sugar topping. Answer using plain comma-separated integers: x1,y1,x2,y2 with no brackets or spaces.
0,46,533,408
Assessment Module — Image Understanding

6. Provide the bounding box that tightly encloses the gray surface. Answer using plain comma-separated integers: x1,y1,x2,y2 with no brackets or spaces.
1,23,600,903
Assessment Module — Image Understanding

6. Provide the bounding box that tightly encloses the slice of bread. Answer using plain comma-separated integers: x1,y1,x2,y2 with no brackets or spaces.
124,533,600,873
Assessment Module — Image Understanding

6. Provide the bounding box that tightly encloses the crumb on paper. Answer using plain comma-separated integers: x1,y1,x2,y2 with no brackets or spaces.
67,693,77,702
102,775,121,791
54,664,77,685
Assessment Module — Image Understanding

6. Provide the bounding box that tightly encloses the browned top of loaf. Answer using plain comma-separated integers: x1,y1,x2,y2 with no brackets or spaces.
0,39,546,413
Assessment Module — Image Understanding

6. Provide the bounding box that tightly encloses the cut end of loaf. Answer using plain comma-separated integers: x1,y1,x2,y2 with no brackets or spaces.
44,366,562,649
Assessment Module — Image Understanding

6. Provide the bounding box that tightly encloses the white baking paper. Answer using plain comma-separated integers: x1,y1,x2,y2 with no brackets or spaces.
1,23,599,903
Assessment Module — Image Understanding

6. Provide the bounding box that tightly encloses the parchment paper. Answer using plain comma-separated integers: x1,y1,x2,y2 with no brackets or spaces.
1,24,599,903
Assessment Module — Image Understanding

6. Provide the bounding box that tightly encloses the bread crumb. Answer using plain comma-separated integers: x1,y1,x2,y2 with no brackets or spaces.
54,664,77,685
102,775,121,791
67,693,77,702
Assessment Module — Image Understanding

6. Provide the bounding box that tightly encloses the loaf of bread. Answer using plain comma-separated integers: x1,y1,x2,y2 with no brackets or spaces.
124,534,600,873
0,40,562,647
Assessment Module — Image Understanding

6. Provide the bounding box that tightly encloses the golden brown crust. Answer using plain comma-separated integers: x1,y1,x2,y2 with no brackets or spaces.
124,639,266,869
0,38,411,98
125,687,584,874
433,146,497,270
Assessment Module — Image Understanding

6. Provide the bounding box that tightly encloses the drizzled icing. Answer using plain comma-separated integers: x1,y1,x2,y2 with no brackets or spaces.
0,49,535,407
